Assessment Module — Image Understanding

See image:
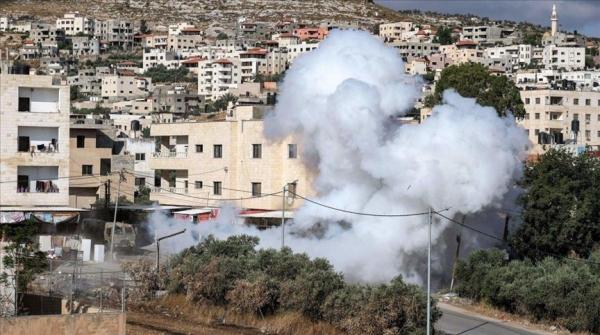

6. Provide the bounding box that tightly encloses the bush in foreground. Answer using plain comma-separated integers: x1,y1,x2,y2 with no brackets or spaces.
127,235,436,335
455,249,600,333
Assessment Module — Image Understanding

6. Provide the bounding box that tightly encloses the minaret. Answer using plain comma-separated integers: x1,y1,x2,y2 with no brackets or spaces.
551,4,558,36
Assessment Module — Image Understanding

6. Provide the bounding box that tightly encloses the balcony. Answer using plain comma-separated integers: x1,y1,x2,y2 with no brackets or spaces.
152,150,188,158
18,87,60,113
16,166,60,193
17,126,60,154
150,186,188,194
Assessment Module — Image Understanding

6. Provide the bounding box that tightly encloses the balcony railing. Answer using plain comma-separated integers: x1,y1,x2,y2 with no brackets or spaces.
150,186,188,193
17,180,60,193
152,151,188,158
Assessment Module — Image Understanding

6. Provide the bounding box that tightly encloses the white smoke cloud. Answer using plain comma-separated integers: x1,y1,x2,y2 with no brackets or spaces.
146,30,529,284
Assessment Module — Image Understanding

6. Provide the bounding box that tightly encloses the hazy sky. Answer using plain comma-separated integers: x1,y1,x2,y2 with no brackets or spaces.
375,0,600,38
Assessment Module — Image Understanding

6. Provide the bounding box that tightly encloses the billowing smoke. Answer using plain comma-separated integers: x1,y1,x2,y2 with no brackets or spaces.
146,30,529,284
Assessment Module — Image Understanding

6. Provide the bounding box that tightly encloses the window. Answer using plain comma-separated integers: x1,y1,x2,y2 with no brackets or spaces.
135,177,145,186
534,113,540,120
76,135,85,148
287,182,297,197
213,181,222,195
288,144,298,159
573,113,579,120
585,99,591,106
252,144,262,158
574,98,579,105
195,144,203,153
17,175,29,192
100,159,111,176
535,97,540,104
18,136,30,152
18,97,30,112
82,165,93,175
213,144,222,158
586,114,591,122
135,153,146,161
534,129,540,135
525,98,530,104
195,181,203,189
251,182,262,197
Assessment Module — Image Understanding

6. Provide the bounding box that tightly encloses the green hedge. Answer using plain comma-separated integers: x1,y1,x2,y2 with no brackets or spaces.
158,235,438,335
455,249,600,333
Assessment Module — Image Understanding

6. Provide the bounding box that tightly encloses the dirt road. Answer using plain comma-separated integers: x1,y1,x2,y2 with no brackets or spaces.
127,311,265,335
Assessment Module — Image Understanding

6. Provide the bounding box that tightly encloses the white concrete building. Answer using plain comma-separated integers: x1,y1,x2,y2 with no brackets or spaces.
56,13,94,36
148,105,314,210
518,89,600,154
102,74,153,100
0,16,10,31
72,36,100,57
542,45,585,70
198,58,242,100
94,19,133,47
379,21,414,42
0,74,71,207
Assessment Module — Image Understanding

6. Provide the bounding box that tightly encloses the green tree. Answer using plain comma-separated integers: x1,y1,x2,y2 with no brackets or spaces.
522,32,542,46
511,149,600,261
70,85,80,101
0,220,48,315
216,32,228,40
433,26,455,45
425,63,525,118
144,65,192,83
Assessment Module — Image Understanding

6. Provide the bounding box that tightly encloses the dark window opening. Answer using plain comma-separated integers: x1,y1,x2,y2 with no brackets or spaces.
213,181,222,195
252,182,262,197
82,165,93,175
76,135,85,148
18,136,30,152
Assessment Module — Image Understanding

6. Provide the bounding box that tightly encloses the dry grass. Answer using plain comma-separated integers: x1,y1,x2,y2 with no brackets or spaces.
133,294,343,335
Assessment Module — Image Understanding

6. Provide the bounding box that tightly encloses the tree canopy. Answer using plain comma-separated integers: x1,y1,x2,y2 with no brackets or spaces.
143,64,193,83
433,26,455,45
425,63,525,118
511,149,600,261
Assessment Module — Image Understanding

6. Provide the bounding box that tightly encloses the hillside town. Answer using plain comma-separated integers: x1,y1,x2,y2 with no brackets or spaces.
1,2,600,334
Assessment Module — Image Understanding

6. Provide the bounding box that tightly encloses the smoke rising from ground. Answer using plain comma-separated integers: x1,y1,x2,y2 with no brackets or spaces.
146,30,529,284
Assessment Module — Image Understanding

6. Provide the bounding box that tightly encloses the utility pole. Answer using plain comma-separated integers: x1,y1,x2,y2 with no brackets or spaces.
110,169,126,260
450,234,462,292
281,184,286,249
104,180,110,208
503,214,511,242
426,207,432,335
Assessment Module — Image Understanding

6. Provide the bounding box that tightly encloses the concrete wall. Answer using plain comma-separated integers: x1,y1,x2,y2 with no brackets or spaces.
0,312,126,335
0,74,70,207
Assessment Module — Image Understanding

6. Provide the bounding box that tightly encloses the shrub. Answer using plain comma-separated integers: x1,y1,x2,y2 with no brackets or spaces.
226,274,280,316
455,249,600,333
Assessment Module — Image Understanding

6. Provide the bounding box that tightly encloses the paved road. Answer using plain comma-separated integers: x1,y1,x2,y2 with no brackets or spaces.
436,303,548,335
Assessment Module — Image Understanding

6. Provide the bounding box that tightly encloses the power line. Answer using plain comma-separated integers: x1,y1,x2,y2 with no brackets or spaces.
434,211,600,266
291,191,444,217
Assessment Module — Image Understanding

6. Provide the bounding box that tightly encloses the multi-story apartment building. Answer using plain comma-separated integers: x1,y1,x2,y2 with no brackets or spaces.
101,73,153,100
292,27,328,41
379,21,414,42
542,46,585,70
0,74,70,207
240,48,268,82
460,25,518,46
286,42,319,63
198,58,242,100
518,89,600,154
142,49,180,71
389,41,440,59
30,23,65,46
72,36,100,57
94,19,133,47
56,13,94,36
0,16,10,31
484,44,532,66
148,105,314,210
167,34,203,51
142,34,168,50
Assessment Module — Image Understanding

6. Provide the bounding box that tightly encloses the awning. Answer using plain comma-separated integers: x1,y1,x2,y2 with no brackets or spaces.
238,210,294,219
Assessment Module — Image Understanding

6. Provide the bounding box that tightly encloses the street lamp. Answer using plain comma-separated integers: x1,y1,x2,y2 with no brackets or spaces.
155,229,186,273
